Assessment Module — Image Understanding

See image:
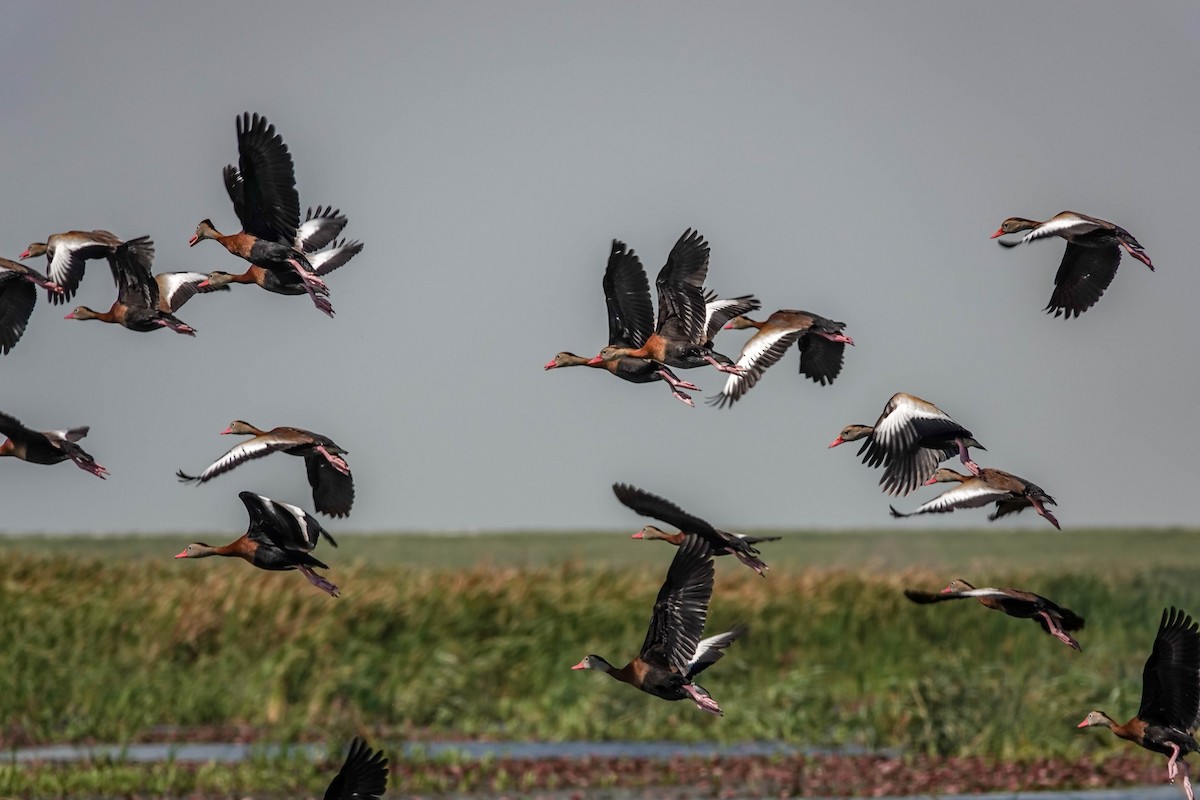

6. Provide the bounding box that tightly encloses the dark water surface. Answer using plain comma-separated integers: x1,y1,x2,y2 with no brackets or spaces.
3,742,1175,799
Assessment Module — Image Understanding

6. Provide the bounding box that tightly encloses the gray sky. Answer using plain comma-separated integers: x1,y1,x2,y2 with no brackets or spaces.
2,2,1198,535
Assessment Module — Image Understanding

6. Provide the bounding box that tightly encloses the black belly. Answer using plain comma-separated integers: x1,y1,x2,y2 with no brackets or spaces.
250,547,299,572
1142,725,1200,758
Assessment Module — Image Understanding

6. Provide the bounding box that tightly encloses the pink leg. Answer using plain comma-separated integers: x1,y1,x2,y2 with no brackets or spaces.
1181,759,1193,800
656,368,699,392
956,439,981,476
703,355,745,376
1167,743,1181,782
667,386,695,407
733,550,769,577
682,683,722,716
288,258,335,317
1038,611,1079,651
167,320,197,336
1122,241,1155,271
298,565,340,598
1029,497,1061,530
817,331,855,346
73,457,109,480
316,445,351,476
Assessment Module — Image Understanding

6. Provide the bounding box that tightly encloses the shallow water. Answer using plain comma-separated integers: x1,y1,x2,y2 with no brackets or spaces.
2,741,1176,799
5,739,825,764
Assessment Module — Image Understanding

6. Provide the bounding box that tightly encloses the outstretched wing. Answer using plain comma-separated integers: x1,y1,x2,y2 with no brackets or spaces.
0,411,30,438
223,164,245,225
309,239,364,277
892,480,1009,516
305,456,355,518
176,436,293,484
708,325,804,408
1137,607,1200,731
701,293,760,345
155,272,213,312
234,112,301,243
612,483,721,539
324,738,388,800
602,240,655,348
654,228,709,343
297,206,348,253
1046,243,1121,319
798,331,847,386
109,237,158,310
639,534,714,674
686,624,746,678
239,491,336,553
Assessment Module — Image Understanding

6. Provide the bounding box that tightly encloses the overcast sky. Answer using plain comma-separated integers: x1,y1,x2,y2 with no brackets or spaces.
2,2,1198,535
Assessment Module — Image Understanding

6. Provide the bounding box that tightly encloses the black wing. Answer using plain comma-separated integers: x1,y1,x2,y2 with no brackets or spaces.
798,333,846,386
305,456,355,518
612,483,721,538
238,491,333,554
223,164,245,225
602,240,654,348
903,588,972,604
0,411,30,439
0,274,36,355
109,237,159,311
654,228,709,343
639,533,714,674
234,112,301,243
324,738,388,800
1046,243,1121,319
1137,607,1200,731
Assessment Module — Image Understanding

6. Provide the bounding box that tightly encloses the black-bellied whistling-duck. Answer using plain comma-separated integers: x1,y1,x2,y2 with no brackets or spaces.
325,738,388,800
63,237,197,335
613,482,773,576
587,229,752,377
905,578,1083,651
175,491,340,597
200,207,363,315
709,310,853,408
992,211,1154,319
572,533,745,715
177,420,353,517
890,466,1060,530
20,229,121,305
189,112,331,314
828,392,984,496
0,411,107,478
1079,608,1200,799
545,239,703,406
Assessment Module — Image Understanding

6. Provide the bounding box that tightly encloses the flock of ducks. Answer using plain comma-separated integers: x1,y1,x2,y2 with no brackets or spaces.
0,109,1185,798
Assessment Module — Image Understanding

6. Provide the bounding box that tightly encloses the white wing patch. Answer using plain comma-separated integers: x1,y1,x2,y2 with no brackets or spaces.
910,482,1008,514
47,243,79,286
195,438,284,481
1023,214,1100,243
714,327,802,404
873,394,949,451
686,629,740,671
294,208,348,252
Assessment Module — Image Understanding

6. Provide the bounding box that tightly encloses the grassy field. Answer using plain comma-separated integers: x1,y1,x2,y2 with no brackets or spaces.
2,527,1198,796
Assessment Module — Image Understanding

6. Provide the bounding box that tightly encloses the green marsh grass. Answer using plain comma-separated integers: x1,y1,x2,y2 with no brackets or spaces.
0,528,1197,763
